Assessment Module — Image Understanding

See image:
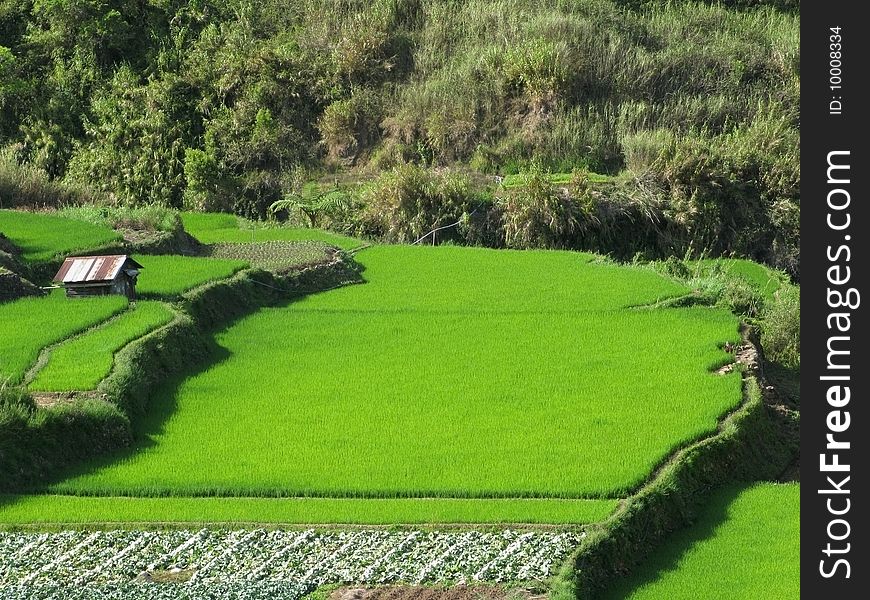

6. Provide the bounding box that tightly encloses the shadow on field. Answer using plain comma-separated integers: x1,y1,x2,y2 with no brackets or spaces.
598,484,743,599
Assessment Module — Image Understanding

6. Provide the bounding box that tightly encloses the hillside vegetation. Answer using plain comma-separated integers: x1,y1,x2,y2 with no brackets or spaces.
0,1,799,274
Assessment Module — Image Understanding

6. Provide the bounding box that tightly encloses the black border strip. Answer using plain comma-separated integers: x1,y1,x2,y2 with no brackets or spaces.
801,4,868,596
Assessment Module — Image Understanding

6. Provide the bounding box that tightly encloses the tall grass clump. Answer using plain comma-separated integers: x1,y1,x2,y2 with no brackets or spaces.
760,284,799,369
0,149,97,209
58,203,181,233
358,164,480,242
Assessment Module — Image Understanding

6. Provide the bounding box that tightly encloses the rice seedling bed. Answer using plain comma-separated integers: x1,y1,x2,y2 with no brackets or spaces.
133,255,249,298
601,483,799,599
0,210,121,264
204,241,334,271
29,246,741,518
180,212,362,249
0,291,127,384
29,302,175,392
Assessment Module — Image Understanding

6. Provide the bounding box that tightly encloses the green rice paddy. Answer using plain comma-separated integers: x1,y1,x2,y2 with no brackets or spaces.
181,211,363,249
602,483,799,599
0,494,617,526
134,254,249,297
0,210,121,263
29,301,174,392
39,246,741,508
0,291,127,384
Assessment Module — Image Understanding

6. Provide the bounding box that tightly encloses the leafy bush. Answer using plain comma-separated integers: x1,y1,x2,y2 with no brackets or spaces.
358,164,478,243
498,168,580,249
318,89,383,164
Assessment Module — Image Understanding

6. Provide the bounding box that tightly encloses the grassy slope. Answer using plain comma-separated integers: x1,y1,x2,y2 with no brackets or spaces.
29,301,175,392
0,495,616,526
39,246,740,506
0,210,121,263
181,212,363,249
0,291,127,384
601,483,799,599
134,254,250,297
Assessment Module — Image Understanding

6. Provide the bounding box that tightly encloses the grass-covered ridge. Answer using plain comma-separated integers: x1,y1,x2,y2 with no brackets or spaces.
0,291,127,384
0,210,122,264
29,301,175,392
43,246,741,504
601,483,799,599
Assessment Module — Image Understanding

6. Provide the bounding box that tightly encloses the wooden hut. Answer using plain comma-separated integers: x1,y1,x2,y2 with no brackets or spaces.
53,255,143,299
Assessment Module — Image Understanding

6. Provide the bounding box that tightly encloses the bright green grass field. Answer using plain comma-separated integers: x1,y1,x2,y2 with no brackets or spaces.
44,246,741,503
29,301,174,392
0,290,127,384
0,209,121,263
0,495,616,526
602,483,799,599
134,254,249,297
181,211,363,249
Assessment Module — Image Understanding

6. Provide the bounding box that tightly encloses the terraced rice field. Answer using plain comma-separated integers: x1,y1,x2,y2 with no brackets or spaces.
0,291,127,384
180,212,362,249
29,302,175,392
134,255,249,297
602,483,799,599
7,245,743,523
0,210,121,263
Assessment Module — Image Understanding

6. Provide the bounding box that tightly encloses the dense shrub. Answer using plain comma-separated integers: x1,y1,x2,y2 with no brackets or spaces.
358,165,479,243
498,169,580,250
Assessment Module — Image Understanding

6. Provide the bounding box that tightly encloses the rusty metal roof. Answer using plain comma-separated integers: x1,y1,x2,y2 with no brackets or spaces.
53,255,143,284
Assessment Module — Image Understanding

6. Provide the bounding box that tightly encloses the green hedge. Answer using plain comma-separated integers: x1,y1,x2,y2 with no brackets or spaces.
553,370,796,599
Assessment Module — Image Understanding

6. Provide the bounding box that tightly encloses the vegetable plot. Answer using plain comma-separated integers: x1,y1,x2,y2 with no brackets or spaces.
0,528,581,594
